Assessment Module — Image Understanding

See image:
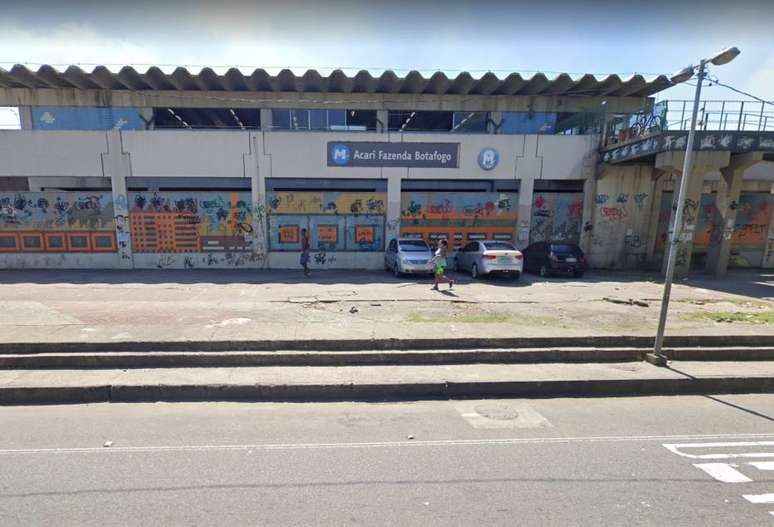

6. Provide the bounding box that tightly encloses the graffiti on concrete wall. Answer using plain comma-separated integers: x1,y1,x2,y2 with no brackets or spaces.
400,192,518,248
129,191,253,253
656,191,773,267
530,192,583,244
267,191,387,253
267,191,387,216
0,192,116,253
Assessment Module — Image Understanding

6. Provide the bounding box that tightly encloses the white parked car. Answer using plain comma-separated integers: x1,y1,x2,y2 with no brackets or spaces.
385,238,435,277
454,240,523,279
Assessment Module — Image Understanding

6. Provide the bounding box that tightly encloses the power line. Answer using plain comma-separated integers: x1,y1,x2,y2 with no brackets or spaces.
706,76,773,106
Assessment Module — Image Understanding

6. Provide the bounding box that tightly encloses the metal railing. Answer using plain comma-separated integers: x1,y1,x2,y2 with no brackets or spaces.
663,99,773,132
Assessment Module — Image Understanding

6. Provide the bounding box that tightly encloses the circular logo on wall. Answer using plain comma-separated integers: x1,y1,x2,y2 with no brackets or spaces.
331,143,351,166
478,147,499,170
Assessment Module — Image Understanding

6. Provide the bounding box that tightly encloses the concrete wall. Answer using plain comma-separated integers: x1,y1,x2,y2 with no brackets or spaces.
0,128,712,271
587,164,656,269
0,131,107,178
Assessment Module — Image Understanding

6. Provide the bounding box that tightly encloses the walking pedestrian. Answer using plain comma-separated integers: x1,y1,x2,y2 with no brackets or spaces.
431,239,454,290
300,228,311,277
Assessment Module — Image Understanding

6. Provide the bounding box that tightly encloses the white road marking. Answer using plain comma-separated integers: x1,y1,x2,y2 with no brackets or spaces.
0,433,773,456
693,463,752,483
663,441,774,459
748,461,774,471
743,494,774,504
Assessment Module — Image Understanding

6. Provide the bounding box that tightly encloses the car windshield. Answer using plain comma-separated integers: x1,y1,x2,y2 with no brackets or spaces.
399,240,429,252
483,242,515,251
551,244,581,255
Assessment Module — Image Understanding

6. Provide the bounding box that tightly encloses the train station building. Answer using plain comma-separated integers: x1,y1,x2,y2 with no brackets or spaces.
0,64,772,275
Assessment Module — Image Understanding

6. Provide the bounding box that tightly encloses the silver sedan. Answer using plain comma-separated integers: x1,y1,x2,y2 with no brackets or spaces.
454,240,524,279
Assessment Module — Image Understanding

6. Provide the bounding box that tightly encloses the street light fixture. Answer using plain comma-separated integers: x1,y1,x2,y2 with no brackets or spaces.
650,47,741,365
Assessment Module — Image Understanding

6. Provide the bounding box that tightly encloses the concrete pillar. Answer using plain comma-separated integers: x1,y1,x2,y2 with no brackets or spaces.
764,181,774,269
579,173,596,254
489,111,503,134
260,109,273,131
247,133,268,268
645,170,667,266
515,135,542,249
384,168,404,242
101,131,133,268
376,110,389,133
139,108,154,130
18,106,33,130
706,153,763,275
656,151,730,278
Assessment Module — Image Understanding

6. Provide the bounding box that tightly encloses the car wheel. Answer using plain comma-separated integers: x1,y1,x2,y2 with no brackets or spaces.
512,271,521,281
471,264,479,279
539,265,549,278
573,270,585,278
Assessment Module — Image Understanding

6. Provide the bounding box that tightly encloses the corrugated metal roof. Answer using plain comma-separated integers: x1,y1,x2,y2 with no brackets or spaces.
0,64,673,97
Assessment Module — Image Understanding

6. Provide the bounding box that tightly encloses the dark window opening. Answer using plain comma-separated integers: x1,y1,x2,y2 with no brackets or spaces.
152,108,260,130
388,111,454,132
272,109,376,131
452,112,489,133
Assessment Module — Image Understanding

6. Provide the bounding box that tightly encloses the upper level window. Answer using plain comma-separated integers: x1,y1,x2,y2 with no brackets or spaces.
499,112,556,134
388,111,454,132
452,112,489,133
272,109,376,131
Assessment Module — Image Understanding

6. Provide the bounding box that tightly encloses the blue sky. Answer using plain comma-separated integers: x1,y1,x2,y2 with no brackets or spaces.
1,0,772,128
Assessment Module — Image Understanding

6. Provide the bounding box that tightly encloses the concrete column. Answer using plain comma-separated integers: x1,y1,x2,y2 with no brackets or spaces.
489,111,503,134
139,108,154,130
384,167,404,242
18,106,33,130
101,131,133,268
247,133,268,268
764,182,774,269
656,151,730,278
376,110,389,133
707,153,763,275
260,109,273,131
645,170,667,266
579,166,598,254
515,135,542,248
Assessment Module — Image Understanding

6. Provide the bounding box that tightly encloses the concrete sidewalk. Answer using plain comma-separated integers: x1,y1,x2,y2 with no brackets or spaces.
0,268,772,345
1,361,773,404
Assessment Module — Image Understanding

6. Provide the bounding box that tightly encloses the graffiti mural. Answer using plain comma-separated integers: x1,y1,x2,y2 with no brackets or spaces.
399,192,518,248
530,192,584,244
0,192,116,253
655,191,773,267
129,191,253,253
267,191,386,252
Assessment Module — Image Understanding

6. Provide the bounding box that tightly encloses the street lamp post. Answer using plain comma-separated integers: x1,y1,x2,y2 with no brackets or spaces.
650,47,740,364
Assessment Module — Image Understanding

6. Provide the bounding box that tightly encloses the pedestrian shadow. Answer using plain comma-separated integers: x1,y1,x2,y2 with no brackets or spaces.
438,289,459,298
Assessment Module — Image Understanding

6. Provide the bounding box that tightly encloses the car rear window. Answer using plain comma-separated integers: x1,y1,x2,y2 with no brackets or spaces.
483,242,515,251
399,240,429,252
551,244,581,255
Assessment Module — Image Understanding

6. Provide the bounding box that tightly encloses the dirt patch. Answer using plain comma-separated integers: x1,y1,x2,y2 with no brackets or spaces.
682,311,774,324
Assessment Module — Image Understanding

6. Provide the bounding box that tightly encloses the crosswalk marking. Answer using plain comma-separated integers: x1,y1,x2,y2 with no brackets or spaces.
743,494,774,504
663,441,774,459
693,463,752,483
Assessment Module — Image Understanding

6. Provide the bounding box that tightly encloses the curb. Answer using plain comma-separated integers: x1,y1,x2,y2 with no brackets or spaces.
0,348,645,369
4,335,774,354
2,376,773,405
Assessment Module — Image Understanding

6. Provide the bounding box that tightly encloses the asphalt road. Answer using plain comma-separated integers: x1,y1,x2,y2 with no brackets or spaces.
1,395,773,526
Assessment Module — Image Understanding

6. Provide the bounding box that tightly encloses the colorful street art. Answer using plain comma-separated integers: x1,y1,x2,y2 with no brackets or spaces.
129,191,253,253
530,192,584,244
267,191,386,252
0,191,116,253
267,191,387,216
656,191,773,266
399,192,518,248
